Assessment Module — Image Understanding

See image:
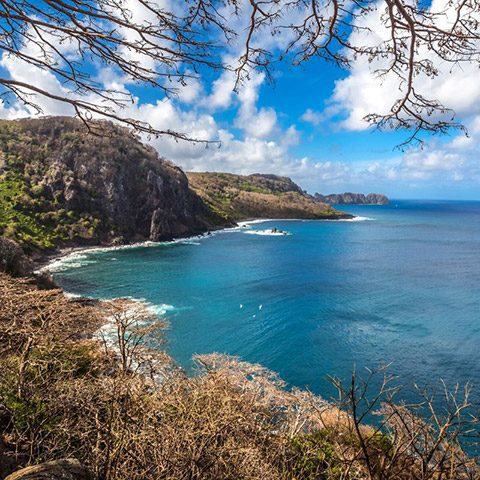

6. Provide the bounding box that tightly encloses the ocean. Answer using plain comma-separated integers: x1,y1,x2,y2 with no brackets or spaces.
50,200,480,405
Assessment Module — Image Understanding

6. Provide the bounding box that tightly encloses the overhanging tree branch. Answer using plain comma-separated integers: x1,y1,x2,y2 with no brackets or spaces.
0,0,478,144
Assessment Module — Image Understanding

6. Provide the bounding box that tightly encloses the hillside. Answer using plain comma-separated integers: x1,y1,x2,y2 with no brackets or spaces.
0,117,228,253
0,117,352,262
315,192,389,205
187,172,351,221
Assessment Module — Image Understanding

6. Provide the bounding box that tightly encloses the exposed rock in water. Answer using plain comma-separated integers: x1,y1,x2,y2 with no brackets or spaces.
0,117,229,253
187,172,352,221
314,192,389,205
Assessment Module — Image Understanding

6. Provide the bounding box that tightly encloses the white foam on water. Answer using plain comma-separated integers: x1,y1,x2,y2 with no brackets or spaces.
97,297,176,345
39,235,210,274
237,219,276,228
100,295,175,316
148,302,176,316
41,215,370,275
43,253,99,273
63,292,83,299
244,229,291,236
339,216,374,222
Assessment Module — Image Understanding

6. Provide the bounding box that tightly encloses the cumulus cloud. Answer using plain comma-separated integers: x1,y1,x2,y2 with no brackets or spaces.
1,0,479,199
330,0,480,131
204,70,237,111
318,0,480,195
0,53,74,117
300,108,324,126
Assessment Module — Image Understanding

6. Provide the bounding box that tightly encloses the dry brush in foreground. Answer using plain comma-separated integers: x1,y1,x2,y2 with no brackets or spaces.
0,272,478,479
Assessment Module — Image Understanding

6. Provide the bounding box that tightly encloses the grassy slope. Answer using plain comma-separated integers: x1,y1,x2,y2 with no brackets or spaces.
187,172,349,221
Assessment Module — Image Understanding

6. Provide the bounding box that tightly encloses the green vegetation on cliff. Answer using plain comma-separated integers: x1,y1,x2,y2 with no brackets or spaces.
187,172,351,221
0,118,226,253
0,118,351,256
0,122,102,250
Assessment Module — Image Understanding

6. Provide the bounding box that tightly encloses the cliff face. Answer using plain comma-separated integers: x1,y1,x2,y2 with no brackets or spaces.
0,117,227,251
314,192,389,205
187,172,351,221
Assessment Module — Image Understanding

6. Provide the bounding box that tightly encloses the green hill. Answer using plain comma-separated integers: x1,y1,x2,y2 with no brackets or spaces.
0,118,351,259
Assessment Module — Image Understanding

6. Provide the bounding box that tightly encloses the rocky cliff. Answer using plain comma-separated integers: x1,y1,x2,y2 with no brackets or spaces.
0,117,228,252
314,192,389,205
187,172,351,221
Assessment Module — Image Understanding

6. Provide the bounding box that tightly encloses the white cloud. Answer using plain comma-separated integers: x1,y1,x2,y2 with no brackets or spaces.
1,0,479,200
300,109,324,126
0,53,74,117
205,70,237,110
282,125,301,147
330,0,480,131
309,0,480,196
234,71,277,139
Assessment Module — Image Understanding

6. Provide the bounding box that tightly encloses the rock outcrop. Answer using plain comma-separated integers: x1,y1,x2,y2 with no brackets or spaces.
0,238,33,275
314,192,389,205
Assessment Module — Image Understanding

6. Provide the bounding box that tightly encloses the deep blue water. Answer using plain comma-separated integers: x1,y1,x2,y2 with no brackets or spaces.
51,200,480,404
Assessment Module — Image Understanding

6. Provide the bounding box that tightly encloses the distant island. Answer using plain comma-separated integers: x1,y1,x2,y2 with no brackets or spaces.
314,192,389,205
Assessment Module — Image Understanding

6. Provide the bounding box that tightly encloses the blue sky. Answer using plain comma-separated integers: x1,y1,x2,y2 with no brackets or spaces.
1,0,479,200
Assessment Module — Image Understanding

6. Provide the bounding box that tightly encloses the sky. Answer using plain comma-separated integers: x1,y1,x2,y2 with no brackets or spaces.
1,0,479,200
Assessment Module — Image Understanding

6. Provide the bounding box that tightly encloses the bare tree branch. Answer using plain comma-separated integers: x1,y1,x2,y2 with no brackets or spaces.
0,0,478,144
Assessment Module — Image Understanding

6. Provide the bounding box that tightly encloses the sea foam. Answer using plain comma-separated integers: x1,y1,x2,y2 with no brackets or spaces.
40,235,208,274
243,229,291,236
340,216,374,222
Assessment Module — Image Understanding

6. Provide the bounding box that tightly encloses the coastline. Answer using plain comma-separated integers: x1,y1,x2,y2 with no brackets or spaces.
37,215,369,339
38,215,368,275
34,226,233,273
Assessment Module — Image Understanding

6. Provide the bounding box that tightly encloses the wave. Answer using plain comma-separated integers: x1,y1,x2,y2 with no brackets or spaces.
61,287,176,320
339,216,374,222
63,291,84,299
239,216,374,227
44,253,99,273
97,297,175,342
244,229,291,236
237,219,276,227
98,295,176,317
39,235,209,274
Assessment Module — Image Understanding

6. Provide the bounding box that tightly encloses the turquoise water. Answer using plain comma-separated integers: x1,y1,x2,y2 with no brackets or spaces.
51,200,480,403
